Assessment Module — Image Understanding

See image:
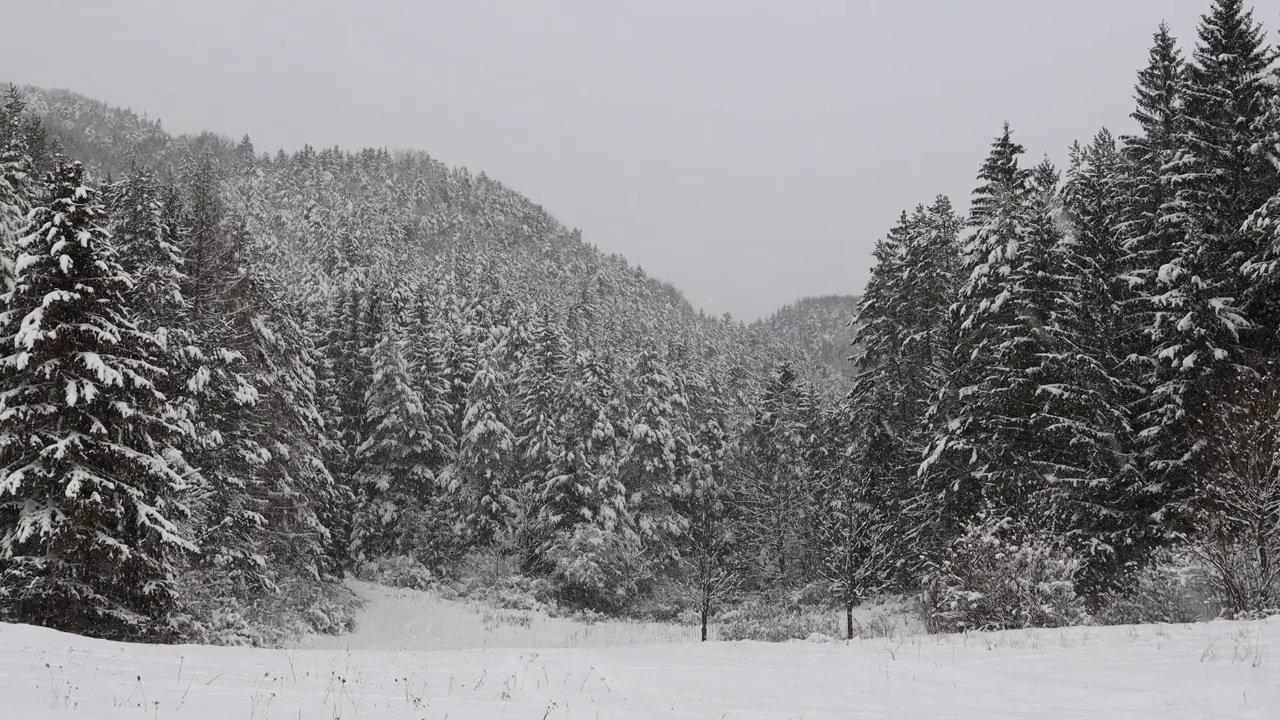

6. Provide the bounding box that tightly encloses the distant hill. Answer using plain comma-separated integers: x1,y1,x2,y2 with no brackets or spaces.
16,84,777,396
751,294,860,395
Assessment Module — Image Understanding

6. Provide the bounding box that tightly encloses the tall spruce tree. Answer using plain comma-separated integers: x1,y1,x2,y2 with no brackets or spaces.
736,362,823,587
0,162,194,639
1039,134,1149,596
454,326,517,545
618,349,692,550
851,198,960,571
1117,24,1185,302
921,125,1038,542
1242,82,1280,355
351,331,445,564
1141,0,1275,528
1,87,35,294
542,349,625,540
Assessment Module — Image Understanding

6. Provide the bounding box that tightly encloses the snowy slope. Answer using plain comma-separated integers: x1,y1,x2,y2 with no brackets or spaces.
292,580,712,651
5,600,1279,719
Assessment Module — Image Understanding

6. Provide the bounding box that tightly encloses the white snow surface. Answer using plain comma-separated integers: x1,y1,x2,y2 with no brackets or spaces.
3,582,1279,719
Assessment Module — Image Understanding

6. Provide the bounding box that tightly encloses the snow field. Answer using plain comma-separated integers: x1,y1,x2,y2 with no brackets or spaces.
3,594,1279,719
292,580,713,652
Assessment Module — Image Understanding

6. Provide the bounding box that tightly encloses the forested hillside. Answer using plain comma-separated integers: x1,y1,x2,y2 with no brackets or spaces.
2,0,1279,647
0,82,839,643
750,294,860,394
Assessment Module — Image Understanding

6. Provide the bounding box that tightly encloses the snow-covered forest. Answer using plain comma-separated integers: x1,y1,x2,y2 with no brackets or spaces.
3,0,1280,651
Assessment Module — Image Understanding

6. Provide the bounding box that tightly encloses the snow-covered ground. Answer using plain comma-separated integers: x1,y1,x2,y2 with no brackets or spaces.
293,579,714,650
3,583,1278,719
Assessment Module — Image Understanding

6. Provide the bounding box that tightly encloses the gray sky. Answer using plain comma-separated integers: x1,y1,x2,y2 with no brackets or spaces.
4,0,1230,320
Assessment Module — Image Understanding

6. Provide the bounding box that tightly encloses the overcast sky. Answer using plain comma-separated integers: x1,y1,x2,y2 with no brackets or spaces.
4,0,1238,320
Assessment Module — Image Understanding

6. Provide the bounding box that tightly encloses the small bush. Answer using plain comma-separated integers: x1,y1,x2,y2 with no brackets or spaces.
627,576,692,623
861,612,901,639
180,572,360,647
788,581,834,610
1192,532,1280,619
927,521,1089,633
354,555,438,591
719,600,840,642
1096,550,1211,625
544,525,651,613
440,549,557,613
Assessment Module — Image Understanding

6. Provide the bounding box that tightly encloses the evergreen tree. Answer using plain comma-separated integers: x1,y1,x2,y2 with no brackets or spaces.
849,198,960,572
1242,88,1280,354
736,362,822,587
108,168,187,325
542,349,625,539
1141,0,1275,526
1179,0,1277,238
513,311,570,554
921,125,1039,543
402,282,454,477
1117,24,1198,550
1117,24,1185,303
680,409,739,642
0,162,194,639
351,331,451,566
817,399,894,639
618,349,692,550
454,327,516,545
969,122,1028,227
1,87,35,294
1038,134,1149,596
234,219,347,576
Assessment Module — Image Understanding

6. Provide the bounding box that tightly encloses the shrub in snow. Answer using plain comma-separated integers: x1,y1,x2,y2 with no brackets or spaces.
441,549,556,613
181,574,360,647
927,521,1089,632
1096,550,1211,625
354,555,438,591
1186,381,1280,618
718,599,841,642
545,524,650,613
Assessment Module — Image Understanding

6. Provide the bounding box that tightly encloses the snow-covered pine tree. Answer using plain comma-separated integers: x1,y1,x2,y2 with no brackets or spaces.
969,122,1027,228
848,197,960,574
618,348,692,552
1179,0,1278,239
454,326,517,546
735,361,823,588
170,157,275,594
0,87,35,294
402,280,454,475
0,161,195,639
541,349,625,541
321,279,369,495
1116,25,1199,553
1140,0,1276,528
679,399,739,642
1039,132,1149,597
817,397,894,639
107,167,188,327
1117,24,1185,310
920,124,1038,543
511,310,570,560
229,215,347,576
1242,83,1280,357
351,330,454,568
180,158,345,584
439,277,482,451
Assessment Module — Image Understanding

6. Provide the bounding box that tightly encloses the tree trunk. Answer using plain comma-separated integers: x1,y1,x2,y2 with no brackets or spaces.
700,598,709,642
846,603,854,640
